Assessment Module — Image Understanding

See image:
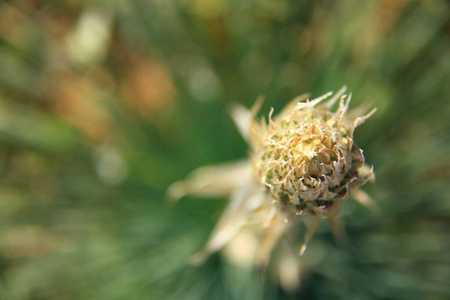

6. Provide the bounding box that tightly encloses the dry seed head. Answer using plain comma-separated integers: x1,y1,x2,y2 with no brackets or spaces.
254,91,374,219
167,87,376,266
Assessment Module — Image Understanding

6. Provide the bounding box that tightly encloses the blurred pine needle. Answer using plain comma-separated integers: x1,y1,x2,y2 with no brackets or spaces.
0,0,449,299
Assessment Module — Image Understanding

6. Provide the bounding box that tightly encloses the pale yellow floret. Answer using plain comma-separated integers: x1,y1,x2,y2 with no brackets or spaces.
252,89,374,227
167,86,376,271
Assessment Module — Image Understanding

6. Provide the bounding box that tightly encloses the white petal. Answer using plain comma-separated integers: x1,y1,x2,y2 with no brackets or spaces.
274,93,309,122
351,188,379,213
322,85,347,110
257,214,291,267
230,96,264,142
190,185,264,264
166,160,253,202
299,215,320,256
353,107,377,128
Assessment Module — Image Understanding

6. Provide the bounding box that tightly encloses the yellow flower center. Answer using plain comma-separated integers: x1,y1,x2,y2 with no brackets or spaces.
256,103,364,217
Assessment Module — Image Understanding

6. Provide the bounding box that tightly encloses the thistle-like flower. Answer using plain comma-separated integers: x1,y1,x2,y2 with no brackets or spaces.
168,87,376,276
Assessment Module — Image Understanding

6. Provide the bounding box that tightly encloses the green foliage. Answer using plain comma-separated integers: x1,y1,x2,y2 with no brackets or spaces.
0,0,449,299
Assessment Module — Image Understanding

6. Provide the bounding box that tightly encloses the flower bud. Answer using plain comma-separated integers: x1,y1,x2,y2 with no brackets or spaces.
254,91,375,219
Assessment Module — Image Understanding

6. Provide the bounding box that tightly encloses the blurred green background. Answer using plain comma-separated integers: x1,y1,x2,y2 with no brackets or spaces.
0,0,449,299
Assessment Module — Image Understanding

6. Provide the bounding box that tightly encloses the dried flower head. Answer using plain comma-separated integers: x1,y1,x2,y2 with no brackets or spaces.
253,90,375,221
168,86,376,279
